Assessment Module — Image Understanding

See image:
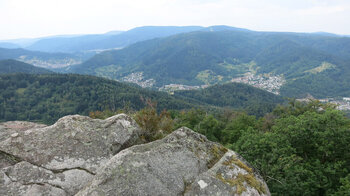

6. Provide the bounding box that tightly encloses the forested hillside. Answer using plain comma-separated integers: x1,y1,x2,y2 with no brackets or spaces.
176,83,284,116
0,74,283,124
69,29,350,98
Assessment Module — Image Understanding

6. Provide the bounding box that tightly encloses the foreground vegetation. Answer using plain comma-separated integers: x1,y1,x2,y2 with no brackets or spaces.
181,101,350,195
91,100,350,196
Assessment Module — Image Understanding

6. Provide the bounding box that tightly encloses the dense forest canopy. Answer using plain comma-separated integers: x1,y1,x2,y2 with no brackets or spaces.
176,83,284,117
0,73,282,124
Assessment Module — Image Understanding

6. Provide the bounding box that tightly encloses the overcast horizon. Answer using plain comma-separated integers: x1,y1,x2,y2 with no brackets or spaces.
1,0,350,40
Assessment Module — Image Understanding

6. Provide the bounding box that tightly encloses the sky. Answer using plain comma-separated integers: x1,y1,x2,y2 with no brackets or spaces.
1,0,350,40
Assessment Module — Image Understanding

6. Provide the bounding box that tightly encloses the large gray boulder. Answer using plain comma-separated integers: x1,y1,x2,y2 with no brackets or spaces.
0,114,270,196
0,114,142,195
76,127,270,196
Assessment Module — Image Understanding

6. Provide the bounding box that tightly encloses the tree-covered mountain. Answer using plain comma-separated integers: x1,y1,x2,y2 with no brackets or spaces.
25,26,204,53
0,59,52,74
68,28,350,98
0,73,283,124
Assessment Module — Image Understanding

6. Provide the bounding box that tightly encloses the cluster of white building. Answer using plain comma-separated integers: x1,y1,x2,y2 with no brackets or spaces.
122,72,155,88
159,84,209,93
319,97,350,111
231,73,285,95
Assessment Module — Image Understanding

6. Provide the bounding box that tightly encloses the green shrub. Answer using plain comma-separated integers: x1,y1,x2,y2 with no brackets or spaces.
134,100,174,141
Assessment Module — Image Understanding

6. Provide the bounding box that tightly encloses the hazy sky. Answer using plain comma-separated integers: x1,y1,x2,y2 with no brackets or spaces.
1,0,350,40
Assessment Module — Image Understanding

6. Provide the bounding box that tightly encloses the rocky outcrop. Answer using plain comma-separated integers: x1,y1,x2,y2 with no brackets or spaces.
0,114,270,196
0,114,142,195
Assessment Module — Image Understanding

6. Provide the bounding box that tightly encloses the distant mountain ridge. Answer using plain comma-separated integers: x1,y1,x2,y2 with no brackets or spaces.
0,26,244,69
1,25,350,98
1,25,252,53
24,26,204,53
66,27,350,98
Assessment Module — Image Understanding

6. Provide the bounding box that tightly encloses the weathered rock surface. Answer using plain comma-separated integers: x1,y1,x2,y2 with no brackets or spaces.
0,114,270,196
0,121,47,142
0,114,142,195
76,127,270,196
1,161,91,195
